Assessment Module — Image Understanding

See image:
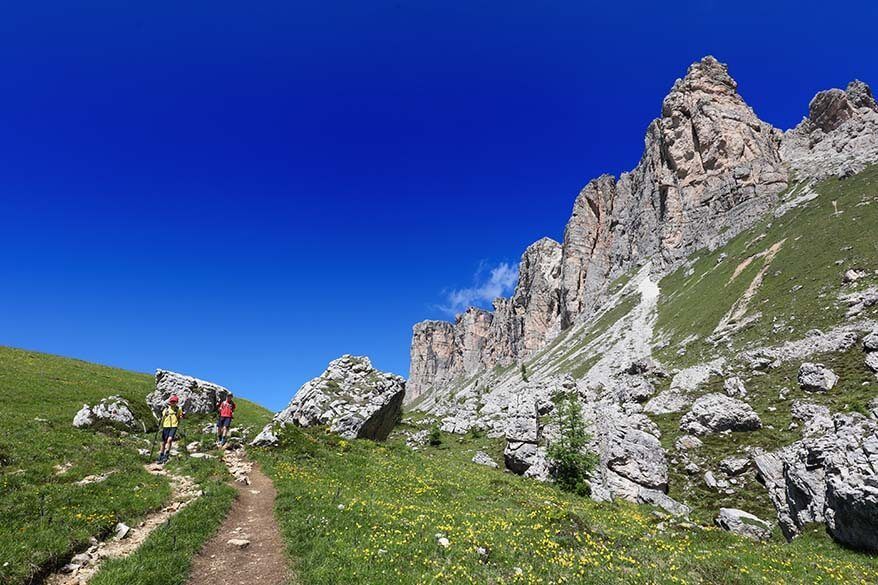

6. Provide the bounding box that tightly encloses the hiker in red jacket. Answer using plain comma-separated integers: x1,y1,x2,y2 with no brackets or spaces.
216,392,237,447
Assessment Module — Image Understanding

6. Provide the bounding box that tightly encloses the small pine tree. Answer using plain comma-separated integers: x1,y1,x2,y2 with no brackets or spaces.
547,390,597,496
520,364,529,382
428,425,442,446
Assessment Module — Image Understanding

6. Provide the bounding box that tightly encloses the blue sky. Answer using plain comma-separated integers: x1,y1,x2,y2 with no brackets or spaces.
2,1,876,410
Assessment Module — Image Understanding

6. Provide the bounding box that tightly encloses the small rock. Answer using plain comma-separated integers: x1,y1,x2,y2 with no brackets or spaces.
227,538,251,549
843,269,867,283
715,508,772,541
472,451,499,468
723,376,748,399
114,522,131,540
797,362,838,392
719,457,750,476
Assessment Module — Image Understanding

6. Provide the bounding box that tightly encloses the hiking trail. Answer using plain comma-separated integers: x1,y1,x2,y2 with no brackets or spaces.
44,464,201,585
186,449,293,585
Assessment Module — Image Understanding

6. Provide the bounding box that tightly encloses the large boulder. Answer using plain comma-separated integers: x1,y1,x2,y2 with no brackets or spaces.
253,355,405,443
73,396,141,430
755,413,878,550
715,508,772,541
797,363,838,392
148,370,231,416
503,396,544,475
679,394,762,435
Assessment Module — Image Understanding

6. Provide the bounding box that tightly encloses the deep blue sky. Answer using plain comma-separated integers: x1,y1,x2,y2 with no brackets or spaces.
2,1,876,410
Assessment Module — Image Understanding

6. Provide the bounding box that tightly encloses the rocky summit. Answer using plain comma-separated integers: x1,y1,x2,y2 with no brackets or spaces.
401,56,878,552
253,355,405,445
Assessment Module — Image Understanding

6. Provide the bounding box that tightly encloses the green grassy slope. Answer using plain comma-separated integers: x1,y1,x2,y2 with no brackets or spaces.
0,346,271,585
254,427,878,584
646,166,878,523
656,166,878,366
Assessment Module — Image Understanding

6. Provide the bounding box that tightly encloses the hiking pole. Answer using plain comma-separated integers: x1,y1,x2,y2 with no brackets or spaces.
150,411,169,463
149,415,162,462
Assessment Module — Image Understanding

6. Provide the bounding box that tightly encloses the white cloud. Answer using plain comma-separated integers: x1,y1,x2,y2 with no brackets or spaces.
439,261,519,316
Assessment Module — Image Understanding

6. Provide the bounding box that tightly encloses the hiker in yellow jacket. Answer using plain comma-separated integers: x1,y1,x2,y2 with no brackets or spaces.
157,395,184,464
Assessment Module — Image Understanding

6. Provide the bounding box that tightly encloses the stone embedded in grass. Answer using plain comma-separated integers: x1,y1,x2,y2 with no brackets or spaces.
865,352,878,374
679,394,762,435
797,362,839,392
863,331,878,352
471,451,499,468
674,434,703,451
715,508,772,541
719,457,750,476
723,376,747,398
149,369,231,417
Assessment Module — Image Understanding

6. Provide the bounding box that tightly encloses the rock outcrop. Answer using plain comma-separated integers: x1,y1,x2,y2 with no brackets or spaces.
754,413,878,551
73,396,141,430
781,80,878,179
253,355,405,444
409,56,795,401
148,370,230,417
679,394,762,435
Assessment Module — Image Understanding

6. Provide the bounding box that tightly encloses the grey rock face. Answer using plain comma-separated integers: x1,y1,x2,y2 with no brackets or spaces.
255,355,405,443
679,394,762,435
148,370,230,417
73,396,139,430
584,401,674,510
863,330,878,352
791,401,834,437
715,508,772,541
755,413,878,550
782,80,878,179
503,396,543,475
797,362,838,392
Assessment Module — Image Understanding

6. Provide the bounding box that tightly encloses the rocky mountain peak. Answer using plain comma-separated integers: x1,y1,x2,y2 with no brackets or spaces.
663,55,737,114
781,79,878,178
409,57,878,413
845,80,877,111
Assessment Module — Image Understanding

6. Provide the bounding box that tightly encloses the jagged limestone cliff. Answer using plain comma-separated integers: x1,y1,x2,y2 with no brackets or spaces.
408,56,878,405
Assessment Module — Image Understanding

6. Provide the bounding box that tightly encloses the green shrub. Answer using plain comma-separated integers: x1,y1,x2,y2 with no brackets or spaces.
428,425,442,446
547,390,596,496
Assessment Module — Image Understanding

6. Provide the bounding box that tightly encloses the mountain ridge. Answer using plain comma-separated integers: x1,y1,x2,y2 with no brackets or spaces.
408,56,878,404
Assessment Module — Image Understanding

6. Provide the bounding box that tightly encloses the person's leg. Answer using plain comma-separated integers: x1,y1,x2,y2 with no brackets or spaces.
158,429,168,462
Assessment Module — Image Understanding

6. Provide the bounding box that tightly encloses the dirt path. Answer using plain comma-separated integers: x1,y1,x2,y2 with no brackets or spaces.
186,449,293,585
45,464,201,585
